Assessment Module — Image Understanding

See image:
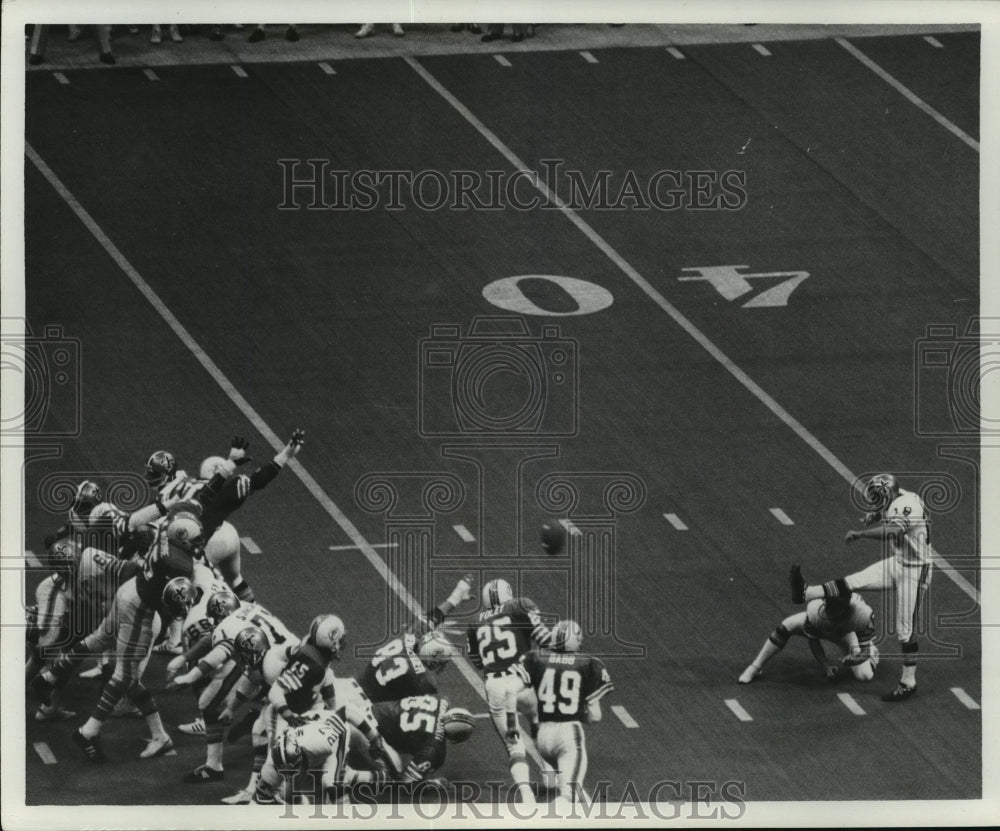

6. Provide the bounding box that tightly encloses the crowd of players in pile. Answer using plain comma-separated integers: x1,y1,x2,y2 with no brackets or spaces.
24,434,615,806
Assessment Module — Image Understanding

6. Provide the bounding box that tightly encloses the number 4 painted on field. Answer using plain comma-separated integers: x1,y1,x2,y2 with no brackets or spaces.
678,265,810,308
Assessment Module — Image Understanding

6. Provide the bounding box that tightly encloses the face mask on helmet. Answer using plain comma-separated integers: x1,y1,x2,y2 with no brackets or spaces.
417,630,455,673
145,451,177,489
308,614,346,657
71,481,103,518
483,578,514,608
234,626,270,670
864,474,897,512
166,505,204,546
199,455,234,480
273,729,307,775
551,620,583,653
48,539,81,570
162,576,196,619
206,591,240,624
442,707,476,743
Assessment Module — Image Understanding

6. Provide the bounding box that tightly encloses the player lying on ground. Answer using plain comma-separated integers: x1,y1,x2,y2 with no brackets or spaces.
739,592,879,684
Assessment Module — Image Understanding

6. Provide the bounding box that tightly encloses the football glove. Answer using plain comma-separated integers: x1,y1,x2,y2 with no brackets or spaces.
290,429,305,447
229,436,252,465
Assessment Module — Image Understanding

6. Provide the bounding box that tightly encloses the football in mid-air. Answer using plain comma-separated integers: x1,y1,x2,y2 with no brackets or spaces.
540,521,567,555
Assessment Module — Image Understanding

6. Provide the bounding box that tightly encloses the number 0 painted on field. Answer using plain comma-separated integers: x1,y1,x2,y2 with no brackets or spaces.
482,275,614,316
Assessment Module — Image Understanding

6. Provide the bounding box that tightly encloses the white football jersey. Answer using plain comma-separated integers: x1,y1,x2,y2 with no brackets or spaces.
884,488,931,566
157,472,207,509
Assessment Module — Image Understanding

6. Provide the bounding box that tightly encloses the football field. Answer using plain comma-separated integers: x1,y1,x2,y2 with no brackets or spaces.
15,23,985,815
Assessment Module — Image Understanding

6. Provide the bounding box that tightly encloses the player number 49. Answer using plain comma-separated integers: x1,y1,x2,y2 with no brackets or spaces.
538,668,581,715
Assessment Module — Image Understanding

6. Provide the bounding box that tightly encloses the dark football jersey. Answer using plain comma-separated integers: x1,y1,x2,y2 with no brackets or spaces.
358,633,438,703
374,695,447,774
274,642,331,714
198,462,281,538
468,597,550,673
523,650,613,723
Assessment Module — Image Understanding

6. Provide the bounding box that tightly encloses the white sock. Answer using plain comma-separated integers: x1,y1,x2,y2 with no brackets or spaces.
207,742,224,770
901,665,916,686
145,711,168,740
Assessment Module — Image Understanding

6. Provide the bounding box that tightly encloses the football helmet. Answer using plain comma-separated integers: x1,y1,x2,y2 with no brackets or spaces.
162,576,197,619
206,591,240,624
88,501,123,527
863,473,898,513
48,538,81,569
199,455,234,480
417,630,454,673
233,626,270,671
307,613,346,657
165,504,204,545
551,619,583,653
71,480,102,518
442,707,476,743
483,578,513,609
145,450,177,489
273,728,306,774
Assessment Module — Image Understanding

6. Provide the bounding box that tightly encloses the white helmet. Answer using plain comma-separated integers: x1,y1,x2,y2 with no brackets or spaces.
199,455,235,480
165,503,203,545
483,578,513,609
441,707,476,743
88,501,124,526
273,728,305,774
551,619,583,653
307,613,346,657
864,473,899,512
417,630,455,673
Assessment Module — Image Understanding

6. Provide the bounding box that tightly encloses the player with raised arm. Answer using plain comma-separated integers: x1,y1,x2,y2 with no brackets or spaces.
467,578,553,806
739,592,879,684
791,473,931,701
523,620,613,805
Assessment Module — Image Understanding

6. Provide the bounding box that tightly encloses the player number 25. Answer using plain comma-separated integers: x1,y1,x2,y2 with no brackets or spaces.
477,616,518,665
538,668,581,715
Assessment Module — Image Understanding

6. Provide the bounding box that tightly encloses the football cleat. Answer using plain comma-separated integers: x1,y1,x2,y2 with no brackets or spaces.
442,707,476,743
72,729,107,763
178,717,206,736
145,450,177,489
551,620,583,653
78,663,104,679
864,473,898,513
307,613,346,657
139,735,175,759
221,787,254,805
183,764,224,783
483,578,514,609
881,682,916,702
233,626,270,671
417,630,455,672
206,591,241,624
789,564,806,604
162,576,197,620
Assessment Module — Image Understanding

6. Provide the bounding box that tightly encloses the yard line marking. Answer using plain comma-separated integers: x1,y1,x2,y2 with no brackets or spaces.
33,742,57,765
611,705,639,728
25,550,43,569
837,693,866,716
580,51,598,64
493,54,511,67
769,508,794,526
951,687,981,710
663,513,689,531
403,56,979,609
240,536,261,554
328,542,398,551
923,35,944,48
835,37,978,152
453,524,475,543
25,140,561,791
317,62,336,75
53,72,70,85
724,699,753,722
231,65,248,78
142,68,159,81
559,519,583,537
752,43,772,56
666,46,685,59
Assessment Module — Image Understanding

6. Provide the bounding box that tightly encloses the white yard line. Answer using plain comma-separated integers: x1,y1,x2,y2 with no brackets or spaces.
230,65,248,78
53,72,70,85
579,51,598,64
835,37,978,152
769,507,794,526
33,742,57,765
923,35,944,48
950,687,981,710
239,536,261,554
837,693,866,716
25,550,43,569
317,62,336,75
453,524,476,543
26,141,560,789
493,54,512,67
666,46,686,60
142,68,159,81
752,43,772,56
403,55,981,608
558,519,583,537
724,699,753,722
611,705,639,728
663,513,689,531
